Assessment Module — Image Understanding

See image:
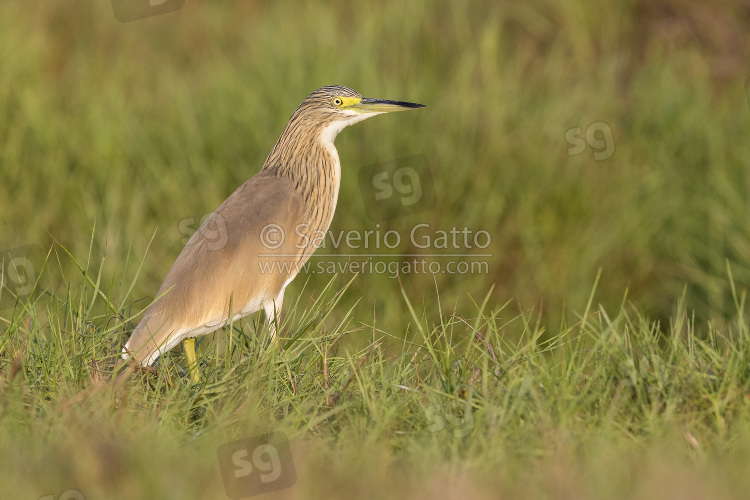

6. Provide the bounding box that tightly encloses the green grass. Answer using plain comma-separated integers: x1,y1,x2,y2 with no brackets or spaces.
3,256,750,498
2,0,750,498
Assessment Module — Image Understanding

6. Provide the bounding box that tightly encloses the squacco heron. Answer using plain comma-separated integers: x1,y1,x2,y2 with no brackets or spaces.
122,85,424,380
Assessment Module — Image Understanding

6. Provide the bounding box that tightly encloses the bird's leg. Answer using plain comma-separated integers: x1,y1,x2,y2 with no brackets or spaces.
268,318,278,339
183,337,201,384
266,309,280,347
263,289,285,348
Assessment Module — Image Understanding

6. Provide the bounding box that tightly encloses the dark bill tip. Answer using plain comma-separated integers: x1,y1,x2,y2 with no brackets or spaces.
360,97,426,109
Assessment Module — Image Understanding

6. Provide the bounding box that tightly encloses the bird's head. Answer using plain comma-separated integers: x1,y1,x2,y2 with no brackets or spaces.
312,85,424,116
266,85,424,169
290,85,425,142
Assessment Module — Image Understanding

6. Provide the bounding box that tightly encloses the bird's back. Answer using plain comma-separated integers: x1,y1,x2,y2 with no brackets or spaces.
124,170,310,365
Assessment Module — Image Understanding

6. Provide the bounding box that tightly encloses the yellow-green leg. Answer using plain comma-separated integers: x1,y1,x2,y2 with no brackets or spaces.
183,337,201,384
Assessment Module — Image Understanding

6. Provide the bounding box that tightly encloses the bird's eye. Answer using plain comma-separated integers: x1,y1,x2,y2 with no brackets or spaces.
332,97,343,106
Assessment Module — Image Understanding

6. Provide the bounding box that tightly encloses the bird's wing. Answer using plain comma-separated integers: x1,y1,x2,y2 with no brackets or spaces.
125,171,308,365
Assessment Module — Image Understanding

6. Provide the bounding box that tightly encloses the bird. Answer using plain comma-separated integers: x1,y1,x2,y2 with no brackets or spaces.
122,85,425,381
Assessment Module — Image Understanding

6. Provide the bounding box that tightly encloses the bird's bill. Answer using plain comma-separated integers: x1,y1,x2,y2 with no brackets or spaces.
349,97,426,113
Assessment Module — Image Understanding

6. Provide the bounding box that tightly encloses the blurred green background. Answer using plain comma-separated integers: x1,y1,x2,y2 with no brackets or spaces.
2,1,750,499
3,0,750,337
3,0,750,327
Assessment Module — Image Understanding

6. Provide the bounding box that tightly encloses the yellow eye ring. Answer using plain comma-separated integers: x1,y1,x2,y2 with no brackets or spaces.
332,97,343,106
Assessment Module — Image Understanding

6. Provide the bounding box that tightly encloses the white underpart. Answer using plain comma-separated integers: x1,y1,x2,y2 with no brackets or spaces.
138,294,268,366
129,111,381,367
319,111,382,227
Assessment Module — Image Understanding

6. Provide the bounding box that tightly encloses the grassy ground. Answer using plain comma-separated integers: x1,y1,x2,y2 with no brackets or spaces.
2,0,750,498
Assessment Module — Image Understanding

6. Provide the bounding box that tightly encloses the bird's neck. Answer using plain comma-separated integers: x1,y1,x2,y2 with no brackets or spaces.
262,122,342,231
